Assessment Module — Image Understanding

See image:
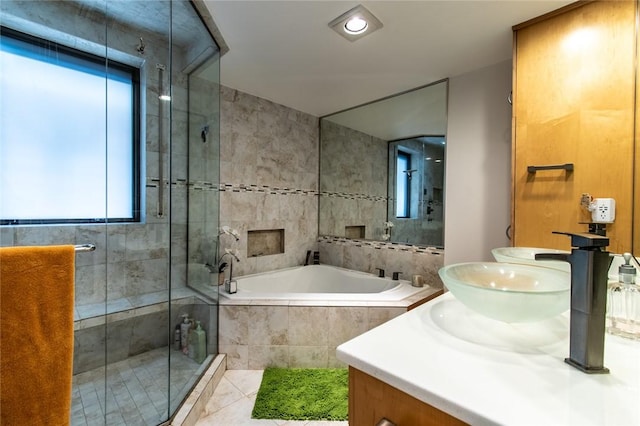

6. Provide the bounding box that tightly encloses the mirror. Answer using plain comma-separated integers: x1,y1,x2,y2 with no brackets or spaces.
319,79,448,247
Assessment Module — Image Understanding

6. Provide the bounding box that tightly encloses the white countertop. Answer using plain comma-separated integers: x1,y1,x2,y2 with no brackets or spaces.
336,292,640,426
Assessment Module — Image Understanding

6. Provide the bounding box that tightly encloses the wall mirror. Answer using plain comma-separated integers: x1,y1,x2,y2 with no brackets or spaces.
319,79,448,247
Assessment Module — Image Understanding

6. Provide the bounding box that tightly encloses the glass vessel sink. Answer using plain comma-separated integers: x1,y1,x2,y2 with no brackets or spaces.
438,262,570,323
492,247,571,272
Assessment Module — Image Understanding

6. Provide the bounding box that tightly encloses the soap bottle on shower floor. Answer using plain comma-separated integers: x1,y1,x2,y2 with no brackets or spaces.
180,314,192,353
188,321,207,364
174,324,181,350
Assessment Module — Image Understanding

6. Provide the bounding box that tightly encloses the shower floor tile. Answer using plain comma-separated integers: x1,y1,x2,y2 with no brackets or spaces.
71,347,201,426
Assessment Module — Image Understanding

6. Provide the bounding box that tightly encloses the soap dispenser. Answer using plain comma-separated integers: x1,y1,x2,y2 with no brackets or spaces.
607,253,639,340
619,252,637,284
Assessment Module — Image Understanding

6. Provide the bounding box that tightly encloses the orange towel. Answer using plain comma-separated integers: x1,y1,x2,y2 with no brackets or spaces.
0,245,75,426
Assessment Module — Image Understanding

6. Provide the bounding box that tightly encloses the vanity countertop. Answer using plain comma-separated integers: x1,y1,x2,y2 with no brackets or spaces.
336,292,640,425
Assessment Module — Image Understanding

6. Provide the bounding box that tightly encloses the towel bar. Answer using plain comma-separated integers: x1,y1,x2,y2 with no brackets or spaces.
74,244,95,252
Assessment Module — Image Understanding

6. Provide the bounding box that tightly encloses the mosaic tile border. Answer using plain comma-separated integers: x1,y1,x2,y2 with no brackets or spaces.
319,191,387,202
145,178,195,189
318,235,443,255
145,180,392,203
219,183,318,196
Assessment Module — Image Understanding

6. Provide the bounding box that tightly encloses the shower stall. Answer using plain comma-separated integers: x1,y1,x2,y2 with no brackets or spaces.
0,0,221,424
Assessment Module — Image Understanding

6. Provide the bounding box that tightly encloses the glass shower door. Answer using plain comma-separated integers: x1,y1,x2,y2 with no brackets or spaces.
168,0,221,416
0,1,221,423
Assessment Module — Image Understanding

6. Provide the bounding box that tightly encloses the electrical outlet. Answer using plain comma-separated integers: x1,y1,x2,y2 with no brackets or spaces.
591,198,615,223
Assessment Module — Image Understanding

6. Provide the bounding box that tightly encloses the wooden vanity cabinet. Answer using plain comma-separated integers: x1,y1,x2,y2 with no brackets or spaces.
348,367,467,426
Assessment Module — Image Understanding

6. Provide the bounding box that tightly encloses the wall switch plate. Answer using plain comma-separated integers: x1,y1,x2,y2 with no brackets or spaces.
591,198,615,223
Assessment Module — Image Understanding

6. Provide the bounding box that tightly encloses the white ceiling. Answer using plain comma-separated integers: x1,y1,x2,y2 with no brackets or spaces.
203,1,573,117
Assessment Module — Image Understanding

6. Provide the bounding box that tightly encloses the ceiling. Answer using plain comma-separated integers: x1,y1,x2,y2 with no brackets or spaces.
203,1,574,117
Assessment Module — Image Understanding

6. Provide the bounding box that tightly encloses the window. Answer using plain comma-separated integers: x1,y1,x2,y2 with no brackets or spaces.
396,151,410,218
0,27,140,225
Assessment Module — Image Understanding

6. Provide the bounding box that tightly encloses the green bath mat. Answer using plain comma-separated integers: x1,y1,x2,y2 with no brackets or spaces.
251,367,348,421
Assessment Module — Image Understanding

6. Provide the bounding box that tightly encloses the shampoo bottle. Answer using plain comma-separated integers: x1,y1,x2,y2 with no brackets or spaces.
189,321,207,364
180,314,191,352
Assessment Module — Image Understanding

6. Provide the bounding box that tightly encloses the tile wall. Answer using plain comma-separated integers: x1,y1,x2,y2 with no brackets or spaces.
318,237,444,288
218,86,319,276
319,120,388,240
219,303,408,369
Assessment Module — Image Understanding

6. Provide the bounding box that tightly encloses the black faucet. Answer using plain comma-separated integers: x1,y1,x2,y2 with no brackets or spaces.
535,231,612,374
392,272,402,281
312,251,320,265
376,268,385,278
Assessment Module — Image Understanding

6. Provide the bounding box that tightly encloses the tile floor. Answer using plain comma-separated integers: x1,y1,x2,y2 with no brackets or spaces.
195,370,349,426
71,347,201,426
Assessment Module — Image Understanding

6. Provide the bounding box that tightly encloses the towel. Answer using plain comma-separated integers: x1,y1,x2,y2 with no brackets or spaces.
0,245,75,426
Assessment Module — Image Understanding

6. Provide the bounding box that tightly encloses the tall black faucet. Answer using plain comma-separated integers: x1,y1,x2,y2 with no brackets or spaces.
535,231,611,374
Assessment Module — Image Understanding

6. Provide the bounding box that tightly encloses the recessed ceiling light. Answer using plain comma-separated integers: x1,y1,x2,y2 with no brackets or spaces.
344,17,368,34
328,4,382,42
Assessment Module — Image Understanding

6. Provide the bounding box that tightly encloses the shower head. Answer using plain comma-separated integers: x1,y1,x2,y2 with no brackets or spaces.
136,37,145,54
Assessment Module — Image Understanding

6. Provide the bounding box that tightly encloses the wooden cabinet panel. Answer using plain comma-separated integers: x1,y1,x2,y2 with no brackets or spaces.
636,7,640,256
348,367,467,426
513,1,635,253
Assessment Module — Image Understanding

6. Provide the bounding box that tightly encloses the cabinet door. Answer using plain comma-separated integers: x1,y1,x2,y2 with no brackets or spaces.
513,1,635,253
348,367,467,426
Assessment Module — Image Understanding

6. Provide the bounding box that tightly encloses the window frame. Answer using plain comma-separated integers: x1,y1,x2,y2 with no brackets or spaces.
0,26,141,226
396,150,411,219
